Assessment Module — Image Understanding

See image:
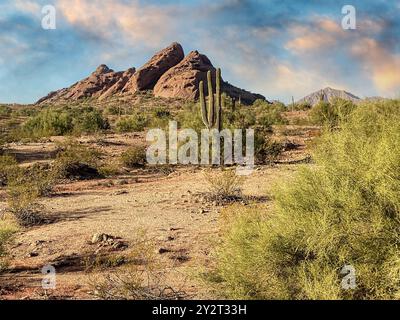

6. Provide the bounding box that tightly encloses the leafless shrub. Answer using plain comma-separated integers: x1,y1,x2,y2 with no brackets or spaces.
203,168,244,204
90,267,188,300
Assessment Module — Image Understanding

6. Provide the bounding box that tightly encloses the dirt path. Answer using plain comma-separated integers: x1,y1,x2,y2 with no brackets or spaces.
0,164,298,300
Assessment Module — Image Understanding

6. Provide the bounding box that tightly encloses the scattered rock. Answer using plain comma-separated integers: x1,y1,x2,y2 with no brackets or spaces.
158,248,172,254
27,252,39,258
91,233,127,251
112,190,128,196
91,233,113,244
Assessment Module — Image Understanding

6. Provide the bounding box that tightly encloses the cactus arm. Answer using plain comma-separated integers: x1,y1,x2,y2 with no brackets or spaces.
199,80,210,128
207,71,215,127
218,93,224,131
215,68,222,131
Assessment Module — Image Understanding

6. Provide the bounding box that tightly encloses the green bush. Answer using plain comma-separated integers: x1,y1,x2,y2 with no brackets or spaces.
22,109,73,137
116,114,148,132
287,101,312,111
0,155,18,186
153,107,171,119
121,146,147,168
0,221,17,272
0,105,12,117
310,98,356,127
253,128,284,164
104,105,122,116
14,107,39,117
17,107,109,139
255,103,288,128
53,141,102,180
6,163,55,226
212,99,400,300
149,107,172,129
73,107,110,134
204,168,244,199
177,102,204,133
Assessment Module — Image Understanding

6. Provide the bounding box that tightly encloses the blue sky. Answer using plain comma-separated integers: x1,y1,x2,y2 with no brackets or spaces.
0,0,399,104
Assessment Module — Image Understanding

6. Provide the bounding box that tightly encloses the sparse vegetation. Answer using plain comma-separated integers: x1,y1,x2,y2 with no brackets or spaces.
204,168,244,201
0,220,17,272
12,107,109,140
120,145,147,168
0,105,12,117
0,155,18,186
310,98,356,127
116,113,148,133
210,99,400,300
89,232,188,300
254,129,285,164
53,141,103,180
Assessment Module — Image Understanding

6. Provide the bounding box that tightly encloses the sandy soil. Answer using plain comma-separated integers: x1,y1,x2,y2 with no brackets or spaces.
0,126,312,300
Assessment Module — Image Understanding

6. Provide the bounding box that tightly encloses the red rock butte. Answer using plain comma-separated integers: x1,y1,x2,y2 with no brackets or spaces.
37,42,265,105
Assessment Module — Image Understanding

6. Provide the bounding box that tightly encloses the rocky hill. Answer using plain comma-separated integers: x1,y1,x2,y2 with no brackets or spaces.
37,42,265,105
297,87,360,106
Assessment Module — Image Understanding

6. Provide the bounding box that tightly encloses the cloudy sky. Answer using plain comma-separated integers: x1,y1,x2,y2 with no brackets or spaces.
0,0,399,104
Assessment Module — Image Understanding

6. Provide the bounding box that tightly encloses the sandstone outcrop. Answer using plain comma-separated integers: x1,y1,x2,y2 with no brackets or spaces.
122,42,184,93
37,42,265,105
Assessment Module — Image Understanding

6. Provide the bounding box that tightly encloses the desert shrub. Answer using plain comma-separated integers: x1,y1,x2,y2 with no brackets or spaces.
0,221,17,272
53,142,102,180
255,104,288,128
7,176,44,227
18,107,109,139
177,102,204,133
0,105,12,117
10,163,55,197
290,102,312,111
253,129,284,164
120,146,147,168
89,233,188,300
230,108,257,130
310,98,356,127
204,168,244,200
6,163,55,226
149,107,172,129
104,105,122,116
98,163,121,177
116,114,148,133
22,109,74,137
13,107,39,117
211,99,400,300
0,155,18,186
153,107,171,119
72,107,110,134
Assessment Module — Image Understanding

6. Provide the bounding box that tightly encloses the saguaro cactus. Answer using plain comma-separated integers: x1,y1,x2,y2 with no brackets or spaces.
199,68,223,131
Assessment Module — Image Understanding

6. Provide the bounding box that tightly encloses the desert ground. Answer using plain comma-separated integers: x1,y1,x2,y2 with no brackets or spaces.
0,115,314,300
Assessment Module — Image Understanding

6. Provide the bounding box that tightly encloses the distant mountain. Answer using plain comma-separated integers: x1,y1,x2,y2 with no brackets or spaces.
37,42,265,105
297,87,360,106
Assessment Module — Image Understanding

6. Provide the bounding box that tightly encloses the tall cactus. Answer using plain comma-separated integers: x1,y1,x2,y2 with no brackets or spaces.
199,68,223,131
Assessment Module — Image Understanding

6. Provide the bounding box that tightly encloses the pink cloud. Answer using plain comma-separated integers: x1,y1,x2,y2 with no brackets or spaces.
56,0,181,48
351,38,400,94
